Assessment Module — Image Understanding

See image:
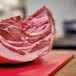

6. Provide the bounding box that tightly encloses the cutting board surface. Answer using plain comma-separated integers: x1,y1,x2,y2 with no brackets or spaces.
0,54,74,76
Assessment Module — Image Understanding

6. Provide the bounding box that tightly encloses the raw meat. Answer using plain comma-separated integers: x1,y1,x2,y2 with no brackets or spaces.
0,6,56,63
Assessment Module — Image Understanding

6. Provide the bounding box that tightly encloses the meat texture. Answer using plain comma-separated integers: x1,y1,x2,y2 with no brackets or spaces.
0,6,56,63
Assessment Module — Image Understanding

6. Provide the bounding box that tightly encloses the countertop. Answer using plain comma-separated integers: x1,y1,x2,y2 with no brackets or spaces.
51,50,76,76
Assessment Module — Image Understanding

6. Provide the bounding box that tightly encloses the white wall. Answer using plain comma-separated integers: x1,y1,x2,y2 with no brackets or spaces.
26,0,76,38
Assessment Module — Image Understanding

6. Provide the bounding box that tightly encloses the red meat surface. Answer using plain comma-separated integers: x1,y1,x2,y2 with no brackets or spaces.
0,6,56,63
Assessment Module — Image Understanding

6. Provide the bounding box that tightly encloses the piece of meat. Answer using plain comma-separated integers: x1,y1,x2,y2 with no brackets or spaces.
0,6,56,63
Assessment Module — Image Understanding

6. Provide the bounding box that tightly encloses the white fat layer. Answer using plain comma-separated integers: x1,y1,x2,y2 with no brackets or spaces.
26,23,49,35
31,35,53,55
0,32,53,62
0,43,52,61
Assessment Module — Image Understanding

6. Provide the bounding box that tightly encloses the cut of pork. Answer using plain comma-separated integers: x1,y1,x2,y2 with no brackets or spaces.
0,6,56,63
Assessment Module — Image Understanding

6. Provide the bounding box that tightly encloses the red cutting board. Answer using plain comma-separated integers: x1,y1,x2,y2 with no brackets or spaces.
0,53,74,76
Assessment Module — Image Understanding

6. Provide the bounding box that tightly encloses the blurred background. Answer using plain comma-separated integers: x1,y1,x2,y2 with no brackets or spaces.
0,0,76,49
